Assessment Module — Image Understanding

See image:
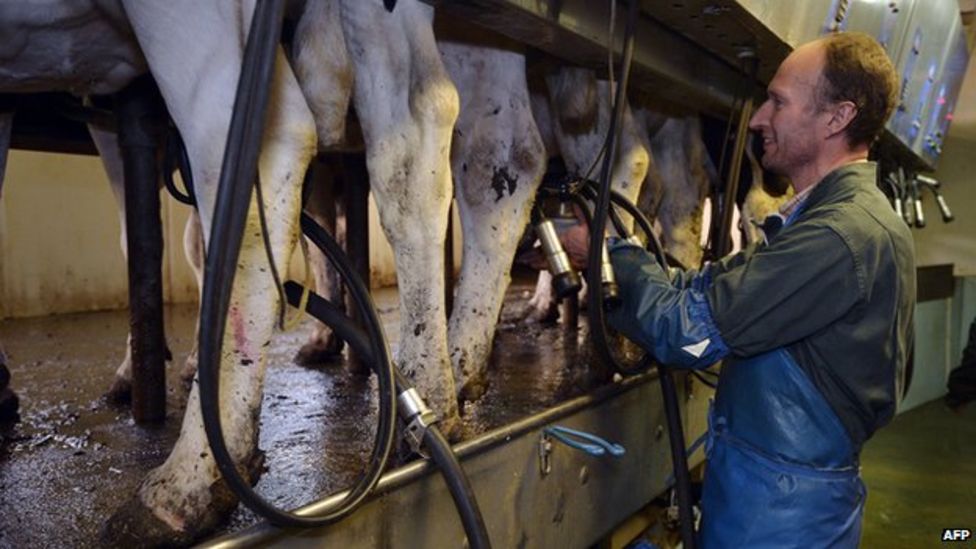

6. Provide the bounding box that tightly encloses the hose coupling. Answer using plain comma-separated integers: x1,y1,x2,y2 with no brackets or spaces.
601,239,620,309
398,388,438,455
535,218,582,298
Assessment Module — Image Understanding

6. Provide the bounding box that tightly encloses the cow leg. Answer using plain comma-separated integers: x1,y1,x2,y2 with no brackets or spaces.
522,271,560,323
0,111,10,198
440,39,545,404
646,115,710,269
289,0,354,368
633,108,666,233
0,341,18,422
179,210,204,382
339,0,461,433
295,158,345,366
602,85,649,216
103,1,316,543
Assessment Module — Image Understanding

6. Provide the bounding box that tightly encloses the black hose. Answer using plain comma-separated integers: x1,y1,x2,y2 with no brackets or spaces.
286,216,490,548
660,370,697,546
580,1,698,546
423,426,492,549
286,283,491,549
580,181,667,270
585,0,638,370
163,126,197,206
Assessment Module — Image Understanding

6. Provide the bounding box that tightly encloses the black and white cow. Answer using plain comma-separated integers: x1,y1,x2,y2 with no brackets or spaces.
0,0,544,542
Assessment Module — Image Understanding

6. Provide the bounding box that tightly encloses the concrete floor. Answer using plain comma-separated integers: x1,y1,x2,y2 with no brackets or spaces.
861,399,976,548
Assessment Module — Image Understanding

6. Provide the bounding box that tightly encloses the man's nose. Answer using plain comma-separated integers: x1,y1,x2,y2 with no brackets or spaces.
749,101,770,131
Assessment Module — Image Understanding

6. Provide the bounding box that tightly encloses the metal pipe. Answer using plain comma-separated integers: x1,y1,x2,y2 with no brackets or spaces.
342,153,372,374
114,75,167,424
715,51,757,258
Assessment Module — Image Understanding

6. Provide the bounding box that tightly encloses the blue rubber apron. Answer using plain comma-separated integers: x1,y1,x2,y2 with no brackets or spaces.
699,348,865,548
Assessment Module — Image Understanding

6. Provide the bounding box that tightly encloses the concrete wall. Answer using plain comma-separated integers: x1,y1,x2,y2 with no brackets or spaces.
901,276,976,412
911,134,976,276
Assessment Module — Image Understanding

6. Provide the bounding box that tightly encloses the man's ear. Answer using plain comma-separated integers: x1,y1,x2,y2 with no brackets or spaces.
826,101,858,138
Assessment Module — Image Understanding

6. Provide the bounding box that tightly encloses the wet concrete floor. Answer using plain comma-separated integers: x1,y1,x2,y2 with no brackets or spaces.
0,280,593,548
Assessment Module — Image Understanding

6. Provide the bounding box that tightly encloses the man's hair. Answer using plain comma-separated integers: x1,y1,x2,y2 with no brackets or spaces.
815,32,899,148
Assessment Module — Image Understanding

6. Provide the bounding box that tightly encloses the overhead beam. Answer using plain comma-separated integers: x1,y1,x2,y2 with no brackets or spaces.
432,0,754,114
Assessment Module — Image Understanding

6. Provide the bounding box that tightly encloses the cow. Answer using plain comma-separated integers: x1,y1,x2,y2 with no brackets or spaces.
639,111,715,269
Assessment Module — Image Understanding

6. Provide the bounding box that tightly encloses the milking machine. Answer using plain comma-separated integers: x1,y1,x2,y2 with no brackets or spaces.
194,1,489,546
878,159,955,230
527,0,699,546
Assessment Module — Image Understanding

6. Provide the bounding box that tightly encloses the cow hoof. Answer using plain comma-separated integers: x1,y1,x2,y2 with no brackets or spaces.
293,337,344,367
520,303,559,325
458,372,489,405
101,496,193,548
0,362,10,390
102,450,266,548
105,377,132,406
0,388,20,422
437,414,468,443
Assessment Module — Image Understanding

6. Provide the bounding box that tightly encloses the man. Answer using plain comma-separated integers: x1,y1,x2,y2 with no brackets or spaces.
607,32,915,547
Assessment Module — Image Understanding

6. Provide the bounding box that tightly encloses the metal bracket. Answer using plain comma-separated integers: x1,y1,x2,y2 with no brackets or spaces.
397,388,438,457
539,425,625,476
539,432,554,476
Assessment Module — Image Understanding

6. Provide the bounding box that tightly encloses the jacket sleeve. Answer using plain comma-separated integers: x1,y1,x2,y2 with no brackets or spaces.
607,221,862,365
607,243,730,369
669,245,755,291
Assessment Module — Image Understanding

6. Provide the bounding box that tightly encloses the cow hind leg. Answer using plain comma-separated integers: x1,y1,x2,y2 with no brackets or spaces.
440,39,546,405
0,341,19,422
294,160,346,366
179,210,205,382
103,2,316,541
0,117,18,421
